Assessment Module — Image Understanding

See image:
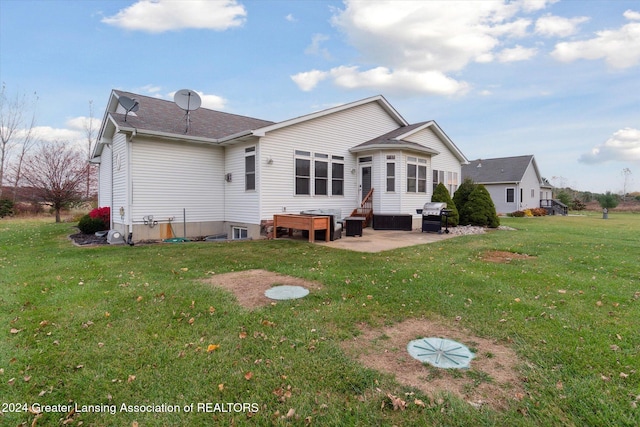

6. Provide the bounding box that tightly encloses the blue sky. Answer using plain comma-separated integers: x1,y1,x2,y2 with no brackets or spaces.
1,0,639,194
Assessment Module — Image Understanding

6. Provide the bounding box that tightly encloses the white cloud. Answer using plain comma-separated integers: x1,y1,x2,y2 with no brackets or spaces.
579,127,640,164
329,66,470,96
102,0,246,33
291,70,329,91
285,13,296,23
551,12,640,69
497,45,538,62
294,1,552,95
624,9,640,21
167,91,226,110
535,14,589,37
305,34,332,60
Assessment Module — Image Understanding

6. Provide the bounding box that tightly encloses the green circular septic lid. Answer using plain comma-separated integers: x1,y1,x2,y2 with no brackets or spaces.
264,285,310,300
407,337,475,369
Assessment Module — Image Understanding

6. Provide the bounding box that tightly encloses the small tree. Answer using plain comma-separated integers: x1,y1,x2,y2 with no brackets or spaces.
597,191,619,210
459,184,500,228
431,182,459,227
20,140,89,222
453,178,476,226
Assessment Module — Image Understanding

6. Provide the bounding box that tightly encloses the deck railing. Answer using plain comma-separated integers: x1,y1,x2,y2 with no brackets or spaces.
351,188,374,227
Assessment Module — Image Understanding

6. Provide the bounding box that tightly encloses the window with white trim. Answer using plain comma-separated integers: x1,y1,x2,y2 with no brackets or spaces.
386,155,396,192
314,153,328,196
506,188,515,203
295,150,311,195
331,155,344,196
295,151,344,196
232,226,248,239
407,157,427,193
245,147,256,191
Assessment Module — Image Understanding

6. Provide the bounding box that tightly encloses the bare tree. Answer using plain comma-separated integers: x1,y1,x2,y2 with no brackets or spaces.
621,168,632,201
10,96,39,201
83,100,98,199
20,140,88,222
0,84,39,199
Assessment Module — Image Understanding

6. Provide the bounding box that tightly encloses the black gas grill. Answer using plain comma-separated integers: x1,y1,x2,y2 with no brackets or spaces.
421,202,450,234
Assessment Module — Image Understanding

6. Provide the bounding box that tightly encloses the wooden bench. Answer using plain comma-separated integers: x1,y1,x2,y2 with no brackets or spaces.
273,214,330,243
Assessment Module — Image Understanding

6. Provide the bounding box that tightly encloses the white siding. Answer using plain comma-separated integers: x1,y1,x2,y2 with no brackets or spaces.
97,144,112,214
130,138,224,224
486,185,516,214
520,163,541,210
258,102,400,220
375,150,402,213
399,153,433,216
111,133,128,225
224,140,260,223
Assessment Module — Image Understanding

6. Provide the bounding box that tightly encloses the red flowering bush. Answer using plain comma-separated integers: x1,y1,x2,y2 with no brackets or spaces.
89,207,110,225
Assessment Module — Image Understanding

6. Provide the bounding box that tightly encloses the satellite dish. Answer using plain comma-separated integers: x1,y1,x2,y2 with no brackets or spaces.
173,89,201,133
174,89,201,111
118,95,139,122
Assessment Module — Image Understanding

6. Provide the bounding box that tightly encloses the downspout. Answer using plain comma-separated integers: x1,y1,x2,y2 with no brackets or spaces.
127,129,136,238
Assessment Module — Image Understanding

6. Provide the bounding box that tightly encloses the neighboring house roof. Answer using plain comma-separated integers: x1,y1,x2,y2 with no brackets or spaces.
462,155,541,184
350,120,468,162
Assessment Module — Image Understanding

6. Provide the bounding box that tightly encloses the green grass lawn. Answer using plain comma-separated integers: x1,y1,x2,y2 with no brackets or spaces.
1,213,638,426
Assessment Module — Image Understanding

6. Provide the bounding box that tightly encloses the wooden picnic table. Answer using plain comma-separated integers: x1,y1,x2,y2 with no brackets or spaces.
273,214,330,243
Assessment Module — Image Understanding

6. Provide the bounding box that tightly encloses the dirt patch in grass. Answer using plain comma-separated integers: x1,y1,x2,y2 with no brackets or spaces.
480,250,534,263
202,269,323,309
341,318,526,410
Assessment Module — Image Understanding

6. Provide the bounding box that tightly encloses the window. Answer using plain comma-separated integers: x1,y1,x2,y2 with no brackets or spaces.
386,157,395,192
531,189,535,198
506,188,515,203
295,151,343,196
314,153,328,196
245,147,255,191
295,150,311,195
232,227,248,239
331,156,344,196
407,157,427,193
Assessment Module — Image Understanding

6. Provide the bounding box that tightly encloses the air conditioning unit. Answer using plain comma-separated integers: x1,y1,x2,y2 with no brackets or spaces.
107,230,125,244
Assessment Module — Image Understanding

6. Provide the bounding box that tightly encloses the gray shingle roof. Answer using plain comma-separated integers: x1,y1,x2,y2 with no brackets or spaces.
462,155,535,183
111,90,275,140
351,122,439,155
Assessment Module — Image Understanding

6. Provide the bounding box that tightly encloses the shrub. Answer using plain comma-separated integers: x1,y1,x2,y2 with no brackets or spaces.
0,198,14,218
431,182,459,227
453,178,476,226
523,209,534,217
530,208,548,216
78,214,107,234
459,184,500,228
509,210,525,217
571,199,586,210
597,192,619,210
89,206,110,225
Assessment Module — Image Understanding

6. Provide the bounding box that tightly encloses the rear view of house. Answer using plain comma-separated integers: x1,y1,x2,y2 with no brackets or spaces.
92,90,468,242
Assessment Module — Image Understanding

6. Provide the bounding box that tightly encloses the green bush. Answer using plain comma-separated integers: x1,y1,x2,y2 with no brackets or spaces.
431,182,459,227
0,198,14,218
597,191,619,210
453,178,476,226
77,214,107,234
459,184,500,228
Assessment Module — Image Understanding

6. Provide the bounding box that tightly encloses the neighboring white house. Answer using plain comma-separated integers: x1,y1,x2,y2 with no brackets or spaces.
92,90,468,242
461,155,553,214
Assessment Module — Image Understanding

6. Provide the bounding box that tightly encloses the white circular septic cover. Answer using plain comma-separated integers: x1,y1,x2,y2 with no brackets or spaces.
407,337,475,369
264,285,309,300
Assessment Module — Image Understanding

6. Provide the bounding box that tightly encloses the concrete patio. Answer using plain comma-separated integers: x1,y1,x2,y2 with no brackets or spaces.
317,228,457,252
